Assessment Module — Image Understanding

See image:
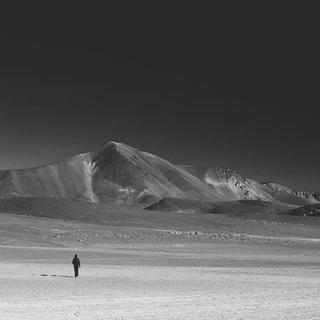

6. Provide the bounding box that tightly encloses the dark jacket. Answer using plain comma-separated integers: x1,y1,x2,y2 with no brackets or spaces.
72,257,81,268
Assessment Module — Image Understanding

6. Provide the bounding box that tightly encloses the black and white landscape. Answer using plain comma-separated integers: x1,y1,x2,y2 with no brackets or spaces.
1,141,320,319
0,140,319,215
1,4,319,319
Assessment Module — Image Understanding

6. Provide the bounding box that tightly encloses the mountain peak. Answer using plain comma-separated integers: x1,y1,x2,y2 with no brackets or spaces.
91,141,139,166
100,140,125,149
107,140,123,147
0,140,318,207
94,141,134,153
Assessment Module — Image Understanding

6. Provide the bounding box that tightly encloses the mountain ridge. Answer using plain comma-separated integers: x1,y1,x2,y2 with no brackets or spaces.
0,141,318,208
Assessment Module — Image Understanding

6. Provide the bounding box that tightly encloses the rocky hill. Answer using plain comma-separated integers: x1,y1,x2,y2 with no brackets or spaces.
0,141,318,210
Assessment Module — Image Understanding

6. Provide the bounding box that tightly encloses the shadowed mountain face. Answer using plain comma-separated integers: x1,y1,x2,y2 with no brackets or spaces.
0,141,319,210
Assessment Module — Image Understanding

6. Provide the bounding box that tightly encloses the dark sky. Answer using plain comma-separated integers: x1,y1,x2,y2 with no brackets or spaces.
0,4,319,191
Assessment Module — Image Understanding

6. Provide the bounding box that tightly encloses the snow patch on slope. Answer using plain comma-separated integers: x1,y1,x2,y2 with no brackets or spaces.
66,154,97,202
82,158,97,202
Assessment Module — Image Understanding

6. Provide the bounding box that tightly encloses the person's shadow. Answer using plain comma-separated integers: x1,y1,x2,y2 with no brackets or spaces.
32,274,74,278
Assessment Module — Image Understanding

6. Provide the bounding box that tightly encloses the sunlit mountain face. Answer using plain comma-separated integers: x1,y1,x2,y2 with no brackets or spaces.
0,141,318,211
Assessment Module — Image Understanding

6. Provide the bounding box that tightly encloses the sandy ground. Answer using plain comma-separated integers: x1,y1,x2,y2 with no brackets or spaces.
1,212,320,319
1,241,320,320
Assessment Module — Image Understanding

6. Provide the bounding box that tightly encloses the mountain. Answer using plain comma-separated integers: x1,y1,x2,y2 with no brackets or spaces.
0,153,96,202
0,141,319,211
260,182,320,205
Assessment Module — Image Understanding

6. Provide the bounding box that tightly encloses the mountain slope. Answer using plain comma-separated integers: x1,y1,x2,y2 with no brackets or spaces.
0,141,318,208
179,165,273,202
261,182,320,206
90,142,223,202
0,153,96,202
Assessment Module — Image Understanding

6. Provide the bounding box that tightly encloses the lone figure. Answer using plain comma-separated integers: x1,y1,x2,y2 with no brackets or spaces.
72,254,81,277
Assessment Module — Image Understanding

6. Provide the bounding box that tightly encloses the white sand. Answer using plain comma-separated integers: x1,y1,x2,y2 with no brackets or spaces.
1,243,320,319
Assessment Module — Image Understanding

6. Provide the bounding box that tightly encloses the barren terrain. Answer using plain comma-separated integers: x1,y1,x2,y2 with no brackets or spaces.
1,211,320,319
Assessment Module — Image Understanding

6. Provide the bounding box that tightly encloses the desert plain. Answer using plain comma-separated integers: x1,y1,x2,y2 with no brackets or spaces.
1,209,320,320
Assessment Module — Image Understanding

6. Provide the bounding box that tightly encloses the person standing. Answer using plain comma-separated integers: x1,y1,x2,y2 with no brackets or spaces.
72,254,81,277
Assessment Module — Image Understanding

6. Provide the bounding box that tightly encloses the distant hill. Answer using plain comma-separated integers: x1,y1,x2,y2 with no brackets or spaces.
0,141,318,216
146,198,294,214
284,203,320,217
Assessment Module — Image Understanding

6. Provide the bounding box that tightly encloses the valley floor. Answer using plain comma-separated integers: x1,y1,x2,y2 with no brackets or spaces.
1,213,320,319
1,243,320,319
